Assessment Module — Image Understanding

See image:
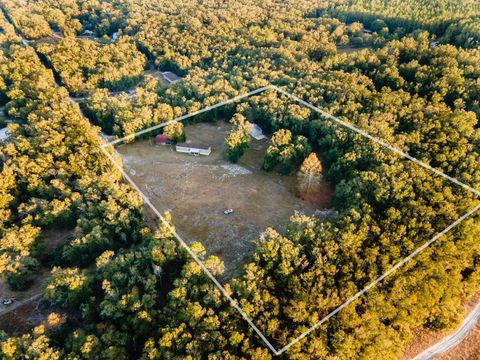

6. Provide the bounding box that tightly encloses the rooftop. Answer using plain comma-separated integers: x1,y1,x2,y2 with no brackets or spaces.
0,128,10,141
155,134,170,142
176,142,211,150
162,71,182,84
250,123,266,140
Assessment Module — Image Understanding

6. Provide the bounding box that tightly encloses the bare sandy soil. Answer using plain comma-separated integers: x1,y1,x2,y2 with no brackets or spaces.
438,323,480,359
403,292,480,359
0,268,48,305
0,295,48,335
118,121,333,280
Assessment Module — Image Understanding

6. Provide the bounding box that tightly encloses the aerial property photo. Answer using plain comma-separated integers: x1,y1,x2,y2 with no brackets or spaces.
1,0,480,359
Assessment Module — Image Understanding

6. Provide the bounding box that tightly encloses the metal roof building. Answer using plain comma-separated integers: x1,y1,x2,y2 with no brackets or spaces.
162,71,182,84
0,128,10,141
250,123,266,140
175,142,211,156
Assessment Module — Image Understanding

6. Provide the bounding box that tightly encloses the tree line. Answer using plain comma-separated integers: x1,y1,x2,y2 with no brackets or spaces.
0,8,144,292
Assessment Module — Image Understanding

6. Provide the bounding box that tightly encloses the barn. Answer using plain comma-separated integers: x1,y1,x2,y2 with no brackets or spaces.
155,134,171,145
175,142,211,156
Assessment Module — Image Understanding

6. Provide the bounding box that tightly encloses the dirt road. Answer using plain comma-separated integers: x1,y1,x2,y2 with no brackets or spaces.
412,303,480,359
0,294,42,317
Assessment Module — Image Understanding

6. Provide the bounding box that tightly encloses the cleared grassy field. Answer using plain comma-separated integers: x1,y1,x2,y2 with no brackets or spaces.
118,121,333,280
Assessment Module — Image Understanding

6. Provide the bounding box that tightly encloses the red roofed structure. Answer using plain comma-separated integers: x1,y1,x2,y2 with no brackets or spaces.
155,134,171,145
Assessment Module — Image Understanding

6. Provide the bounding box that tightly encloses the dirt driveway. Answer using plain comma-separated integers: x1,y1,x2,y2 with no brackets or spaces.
118,121,332,281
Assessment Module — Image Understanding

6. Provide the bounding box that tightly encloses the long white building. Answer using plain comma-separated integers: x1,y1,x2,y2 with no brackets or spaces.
175,142,211,156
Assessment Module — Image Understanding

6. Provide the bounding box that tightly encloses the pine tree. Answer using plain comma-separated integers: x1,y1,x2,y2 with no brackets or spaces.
297,152,323,196
225,113,252,163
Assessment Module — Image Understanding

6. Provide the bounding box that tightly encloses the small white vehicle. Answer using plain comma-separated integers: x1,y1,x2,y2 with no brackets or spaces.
2,297,15,305
223,209,234,215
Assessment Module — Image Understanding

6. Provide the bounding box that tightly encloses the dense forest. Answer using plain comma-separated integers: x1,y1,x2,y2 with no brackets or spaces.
327,0,480,47
0,0,480,359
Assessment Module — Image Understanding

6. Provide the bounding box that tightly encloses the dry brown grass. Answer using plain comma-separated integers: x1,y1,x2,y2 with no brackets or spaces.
118,121,333,280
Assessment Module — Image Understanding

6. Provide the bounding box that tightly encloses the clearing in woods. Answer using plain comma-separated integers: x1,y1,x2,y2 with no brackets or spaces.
117,120,333,280
0,228,74,333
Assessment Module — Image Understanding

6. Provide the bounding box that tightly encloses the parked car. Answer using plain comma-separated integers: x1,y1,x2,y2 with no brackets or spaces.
1,297,15,305
223,209,234,215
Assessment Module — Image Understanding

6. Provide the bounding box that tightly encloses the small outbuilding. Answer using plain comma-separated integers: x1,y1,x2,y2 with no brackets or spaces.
155,134,171,145
0,128,10,141
175,142,211,156
162,71,182,84
111,32,119,43
250,123,266,140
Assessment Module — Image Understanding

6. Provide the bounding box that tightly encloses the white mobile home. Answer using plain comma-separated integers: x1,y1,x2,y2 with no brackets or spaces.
175,143,211,156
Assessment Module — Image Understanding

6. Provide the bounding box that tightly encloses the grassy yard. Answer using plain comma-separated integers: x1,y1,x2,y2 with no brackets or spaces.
118,121,333,280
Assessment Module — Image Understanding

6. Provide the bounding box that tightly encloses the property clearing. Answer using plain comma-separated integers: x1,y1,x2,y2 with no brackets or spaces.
337,44,373,55
118,121,333,280
0,295,45,335
143,69,170,86
0,268,48,318
0,227,73,333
